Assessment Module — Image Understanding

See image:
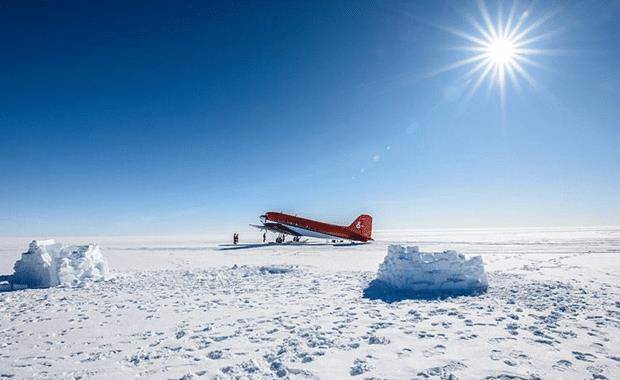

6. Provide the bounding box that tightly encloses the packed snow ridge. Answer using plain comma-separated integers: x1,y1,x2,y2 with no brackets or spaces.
374,245,488,297
11,239,109,288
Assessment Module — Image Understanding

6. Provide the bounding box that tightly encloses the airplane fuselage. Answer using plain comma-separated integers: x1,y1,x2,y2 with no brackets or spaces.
258,212,373,242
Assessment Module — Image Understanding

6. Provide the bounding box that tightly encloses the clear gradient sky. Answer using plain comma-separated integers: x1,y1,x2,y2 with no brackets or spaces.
1,0,619,236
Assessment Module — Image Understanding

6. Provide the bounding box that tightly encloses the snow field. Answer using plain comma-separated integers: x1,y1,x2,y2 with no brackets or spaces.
0,228,619,379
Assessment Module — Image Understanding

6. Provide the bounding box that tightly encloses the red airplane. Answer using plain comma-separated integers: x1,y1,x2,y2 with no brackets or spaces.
251,212,373,243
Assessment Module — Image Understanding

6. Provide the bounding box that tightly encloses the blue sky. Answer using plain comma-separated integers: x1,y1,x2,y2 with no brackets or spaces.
1,0,619,236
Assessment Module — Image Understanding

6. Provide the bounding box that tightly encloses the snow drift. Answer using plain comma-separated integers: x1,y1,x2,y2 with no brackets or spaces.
11,239,109,288
365,245,487,300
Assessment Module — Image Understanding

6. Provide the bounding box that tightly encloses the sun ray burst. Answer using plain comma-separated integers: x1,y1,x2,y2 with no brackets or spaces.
437,0,558,106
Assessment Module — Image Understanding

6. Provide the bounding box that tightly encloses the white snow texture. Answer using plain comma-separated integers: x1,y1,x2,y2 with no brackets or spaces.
376,245,488,293
12,239,109,288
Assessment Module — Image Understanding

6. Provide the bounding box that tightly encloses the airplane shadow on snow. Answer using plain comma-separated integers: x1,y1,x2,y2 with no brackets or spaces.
217,242,368,251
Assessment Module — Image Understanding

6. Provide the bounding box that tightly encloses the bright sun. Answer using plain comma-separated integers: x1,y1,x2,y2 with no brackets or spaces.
436,1,556,106
487,38,516,64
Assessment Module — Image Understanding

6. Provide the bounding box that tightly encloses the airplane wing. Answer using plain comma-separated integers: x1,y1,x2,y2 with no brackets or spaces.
249,222,301,236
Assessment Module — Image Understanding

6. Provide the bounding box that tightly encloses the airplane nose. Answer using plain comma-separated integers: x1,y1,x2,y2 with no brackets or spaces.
260,215,267,224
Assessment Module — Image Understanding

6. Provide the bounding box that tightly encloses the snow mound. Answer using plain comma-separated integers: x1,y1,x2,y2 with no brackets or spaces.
12,239,109,288
231,264,297,276
258,265,296,274
368,245,487,300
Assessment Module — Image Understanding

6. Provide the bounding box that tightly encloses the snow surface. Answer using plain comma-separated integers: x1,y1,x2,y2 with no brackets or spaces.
11,239,109,288
0,228,619,379
373,245,487,297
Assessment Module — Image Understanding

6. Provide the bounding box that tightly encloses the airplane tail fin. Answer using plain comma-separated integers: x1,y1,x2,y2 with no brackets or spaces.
348,214,373,241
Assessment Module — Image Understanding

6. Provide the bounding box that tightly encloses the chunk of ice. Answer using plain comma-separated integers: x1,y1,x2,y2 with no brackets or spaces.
11,239,109,288
373,245,487,297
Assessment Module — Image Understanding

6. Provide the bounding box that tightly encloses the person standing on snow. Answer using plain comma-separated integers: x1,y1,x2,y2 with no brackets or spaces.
262,232,266,243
